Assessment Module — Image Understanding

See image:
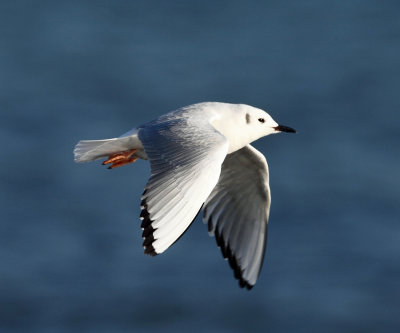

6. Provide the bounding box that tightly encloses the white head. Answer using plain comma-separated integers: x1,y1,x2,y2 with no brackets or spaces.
208,102,296,153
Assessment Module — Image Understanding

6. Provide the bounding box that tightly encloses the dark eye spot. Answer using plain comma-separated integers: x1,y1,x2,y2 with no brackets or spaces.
258,118,265,123
245,113,250,124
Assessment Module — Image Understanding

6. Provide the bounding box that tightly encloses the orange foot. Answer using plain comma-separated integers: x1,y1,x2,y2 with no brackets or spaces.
102,149,138,169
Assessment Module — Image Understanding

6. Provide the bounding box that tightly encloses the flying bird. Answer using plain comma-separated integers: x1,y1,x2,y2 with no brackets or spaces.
74,102,296,289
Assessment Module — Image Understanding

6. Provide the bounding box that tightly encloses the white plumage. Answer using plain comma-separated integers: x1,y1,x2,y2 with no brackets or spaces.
74,102,296,289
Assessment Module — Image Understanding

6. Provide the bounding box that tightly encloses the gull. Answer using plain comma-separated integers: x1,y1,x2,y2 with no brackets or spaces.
73,102,296,289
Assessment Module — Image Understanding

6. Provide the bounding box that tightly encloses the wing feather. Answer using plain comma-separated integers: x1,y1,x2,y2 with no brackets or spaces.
139,116,228,255
203,144,271,289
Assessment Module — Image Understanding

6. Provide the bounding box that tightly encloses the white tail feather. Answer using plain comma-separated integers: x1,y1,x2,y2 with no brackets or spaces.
74,129,143,163
74,139,119,163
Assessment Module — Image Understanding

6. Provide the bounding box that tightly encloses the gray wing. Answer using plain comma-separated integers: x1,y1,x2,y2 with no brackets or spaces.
203,144,271,289
139,116,229,255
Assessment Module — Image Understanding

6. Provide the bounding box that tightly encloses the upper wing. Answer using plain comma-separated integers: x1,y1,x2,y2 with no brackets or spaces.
139,116,229,255
203,144,271,289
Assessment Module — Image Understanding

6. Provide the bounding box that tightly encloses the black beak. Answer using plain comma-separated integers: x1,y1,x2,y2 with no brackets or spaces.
274,125,296,133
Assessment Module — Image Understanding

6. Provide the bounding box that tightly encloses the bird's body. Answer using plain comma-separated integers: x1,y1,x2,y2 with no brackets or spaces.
74,102,295,289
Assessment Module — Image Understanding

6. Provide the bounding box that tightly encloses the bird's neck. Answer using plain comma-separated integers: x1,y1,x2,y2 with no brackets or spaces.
210,112,255,154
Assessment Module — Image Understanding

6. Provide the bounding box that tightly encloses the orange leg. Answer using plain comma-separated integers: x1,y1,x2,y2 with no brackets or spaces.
102,149,138,169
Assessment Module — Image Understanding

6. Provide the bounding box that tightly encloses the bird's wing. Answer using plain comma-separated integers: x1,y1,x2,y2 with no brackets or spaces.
138,116,229,255
203,144,271,289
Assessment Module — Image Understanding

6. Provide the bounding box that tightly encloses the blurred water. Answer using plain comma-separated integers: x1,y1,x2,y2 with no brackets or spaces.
1,0,400,332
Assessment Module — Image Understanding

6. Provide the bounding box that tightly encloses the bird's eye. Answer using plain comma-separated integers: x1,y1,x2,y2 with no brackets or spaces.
258,118,265,123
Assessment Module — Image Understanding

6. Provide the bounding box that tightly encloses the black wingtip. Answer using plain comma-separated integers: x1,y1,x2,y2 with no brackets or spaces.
140,194,158,256
144,244,157,256
240,280,254,290
213,225,254,290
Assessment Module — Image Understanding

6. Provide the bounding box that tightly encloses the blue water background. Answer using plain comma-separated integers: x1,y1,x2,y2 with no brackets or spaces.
1,1,399,332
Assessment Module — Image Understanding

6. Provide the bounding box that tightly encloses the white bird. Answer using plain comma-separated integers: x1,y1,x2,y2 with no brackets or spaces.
74,102,296,289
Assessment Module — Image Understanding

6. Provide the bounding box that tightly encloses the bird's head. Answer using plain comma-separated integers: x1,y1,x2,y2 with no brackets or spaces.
239,105,296,141
206,102,296,153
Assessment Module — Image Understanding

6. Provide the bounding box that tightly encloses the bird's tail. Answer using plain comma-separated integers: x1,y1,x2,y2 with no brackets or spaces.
73,138,122,163
74,129,143,163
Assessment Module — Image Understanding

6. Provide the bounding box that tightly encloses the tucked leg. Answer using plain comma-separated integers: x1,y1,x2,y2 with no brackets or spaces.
102,149,138,169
